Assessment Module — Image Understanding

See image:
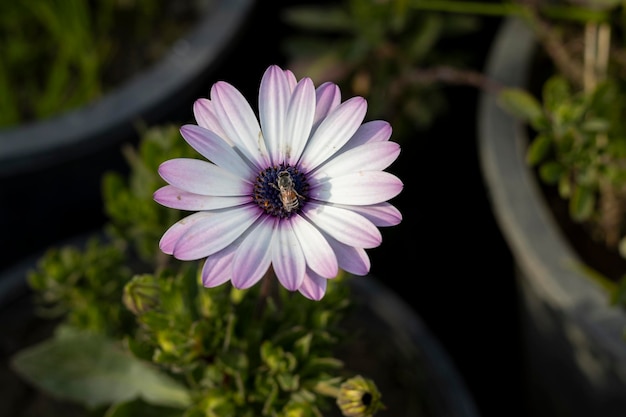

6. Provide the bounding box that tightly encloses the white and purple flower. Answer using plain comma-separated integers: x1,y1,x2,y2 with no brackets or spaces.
154,65,403,300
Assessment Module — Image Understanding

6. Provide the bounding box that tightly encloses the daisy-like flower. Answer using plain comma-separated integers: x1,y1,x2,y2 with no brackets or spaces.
154,65,403,300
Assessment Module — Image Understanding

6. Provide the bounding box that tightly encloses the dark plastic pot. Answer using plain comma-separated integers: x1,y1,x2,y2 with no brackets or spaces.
0,238,480,417
0,0,254,272
478,17,626,417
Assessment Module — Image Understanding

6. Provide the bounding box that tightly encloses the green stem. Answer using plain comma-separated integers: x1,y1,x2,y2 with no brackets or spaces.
407,0,610,23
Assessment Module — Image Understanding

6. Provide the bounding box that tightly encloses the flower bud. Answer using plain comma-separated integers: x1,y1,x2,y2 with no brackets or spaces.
336,375,384,417
122,274,160,315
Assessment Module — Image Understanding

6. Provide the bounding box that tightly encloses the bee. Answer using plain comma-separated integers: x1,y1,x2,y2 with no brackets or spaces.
271,170,304,212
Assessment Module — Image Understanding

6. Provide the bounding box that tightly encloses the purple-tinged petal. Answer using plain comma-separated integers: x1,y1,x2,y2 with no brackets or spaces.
338,202,403,227
324,233,371,275
172,206,262,260
284,69,297,90
309,171,403,205
343,120,392,151
160,211,210,255
300,97,367,171
313,82,341,129
154,185,250,211
298,269,327,301
302,202,381,249
180,125,256,178
211,81,270,169
232,216,277,289
201,245,238,287
284,77,316,166
310,141,400,179
272,219,306,291
259,65,290,165
193,98,230,144
291,215,338,278
158,158,251,196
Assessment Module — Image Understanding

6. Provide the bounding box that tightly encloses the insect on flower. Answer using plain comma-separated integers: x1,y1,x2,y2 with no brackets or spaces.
271,170,304,213
153,64,403,300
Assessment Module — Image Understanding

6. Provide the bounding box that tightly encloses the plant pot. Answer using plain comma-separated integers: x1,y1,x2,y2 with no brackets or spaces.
478,17,626,417
0,0,254,273
0,240,480,417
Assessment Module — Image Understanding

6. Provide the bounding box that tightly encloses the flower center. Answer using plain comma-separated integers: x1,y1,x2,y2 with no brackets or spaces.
253,164,309,218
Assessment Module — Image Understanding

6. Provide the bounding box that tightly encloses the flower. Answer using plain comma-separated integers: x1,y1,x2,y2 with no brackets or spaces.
154,65,403,300
336,375,385,417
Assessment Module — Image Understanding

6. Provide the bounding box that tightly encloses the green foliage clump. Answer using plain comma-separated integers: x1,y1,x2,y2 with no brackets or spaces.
0,1,198,127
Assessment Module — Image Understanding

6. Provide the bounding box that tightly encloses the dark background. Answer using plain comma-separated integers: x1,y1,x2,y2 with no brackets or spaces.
0,1,523,416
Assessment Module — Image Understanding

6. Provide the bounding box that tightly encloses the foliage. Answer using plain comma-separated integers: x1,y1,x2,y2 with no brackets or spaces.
281,0,485,137
11,125,380,417
0,1,199,127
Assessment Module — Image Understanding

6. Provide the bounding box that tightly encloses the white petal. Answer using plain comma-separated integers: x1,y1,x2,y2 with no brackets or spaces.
313,82,341,129
337,202,403,227
310,141,400,179
193,98,230,144
154,185,251,211
324,234,371,275
201,245,238,287
343,120,392,151
158,158,251,196
291,215,338,278
172,206,262,260
180,124,255,178
259,65,290,165
272,219,306,291
302,202,381,249
309,171,403,205
159,211,209,255
232,216,277,289
211,81,270,169
298,269,327,301
285,77,316,165
300,97,367,171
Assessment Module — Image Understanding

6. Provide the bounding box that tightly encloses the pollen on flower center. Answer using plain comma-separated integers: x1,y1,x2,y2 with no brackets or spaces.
253,164,309,218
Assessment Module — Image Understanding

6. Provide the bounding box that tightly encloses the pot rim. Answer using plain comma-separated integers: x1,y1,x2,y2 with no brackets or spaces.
0,0,254,177
478,17,626,364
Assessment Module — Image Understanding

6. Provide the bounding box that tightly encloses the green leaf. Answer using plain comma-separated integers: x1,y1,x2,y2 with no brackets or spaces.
497,88,544,127
104,399,184,417
538,161,564,184
569,185,595,222
11,327,191,410
526,134,553,165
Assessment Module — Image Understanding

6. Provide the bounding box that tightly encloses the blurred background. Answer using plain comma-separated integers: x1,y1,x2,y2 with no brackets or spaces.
0,1,520,416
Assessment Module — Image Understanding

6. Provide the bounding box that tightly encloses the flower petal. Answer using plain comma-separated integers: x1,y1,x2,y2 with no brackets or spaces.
302,202,381,249
211,81,270,169
285,77,316,166
180,125,255,178
154,185,250,211
311,141,400,179
292,215,338,278
309,171,403,205
313,82,341,129
158,158,251,196
343,120,392,150
300,96,367,171
172,206,261,260
259,65,290,165
324,234,371,275
232,216,277,289
338,202,403,227
298,269,327,301
193,98,230,144
201,244,238,287
272,219,306,291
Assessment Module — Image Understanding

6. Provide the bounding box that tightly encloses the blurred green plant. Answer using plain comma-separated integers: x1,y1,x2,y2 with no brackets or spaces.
12,124,383,417
281,0,494,137
0,0,197,127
